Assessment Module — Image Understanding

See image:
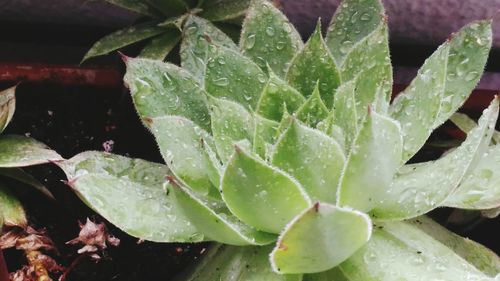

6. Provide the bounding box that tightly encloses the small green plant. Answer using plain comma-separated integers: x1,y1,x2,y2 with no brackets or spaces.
60,0,500,279
82,0,251,62
0,86,64,279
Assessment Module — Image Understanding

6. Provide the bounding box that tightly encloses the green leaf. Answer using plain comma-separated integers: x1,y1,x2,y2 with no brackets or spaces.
173,244,301,281
205,45,268,109
410,216,500,277
57,151,204,242
303,268,348,281
0,183,27,228
256,71,306,122
209,98,254,163
434,20,492,126
200,0,251,22
337,110,403,212
390,43,449,162
221,146,311,234
82,22,167,62
333,80,358,150
337,220,495,280
0,86,16,134
372,98,499,220
0,135,63,168
139,29,181,60
149,116,219,195
124,57,211,132
325,0,385,66
444,144,500,210
144,0,187,17
286,22,340,108
104,0,162,17
253,115,279,159
340,23,392,110
272,120,345,204
270,203,372,274
0,168,54,200
170,181,275,246
295,84,329,128
240,0,303,77
451,112,500,145
180,15,237,84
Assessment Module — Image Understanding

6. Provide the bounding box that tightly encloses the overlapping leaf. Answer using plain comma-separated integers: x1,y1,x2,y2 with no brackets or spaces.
0,86,16,134
0,135,63,168
0,183,27,228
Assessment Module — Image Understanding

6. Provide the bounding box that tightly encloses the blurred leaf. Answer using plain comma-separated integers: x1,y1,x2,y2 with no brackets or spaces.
286,22,340,108
105,0,162,17
221,146,310,234
451,112,500,144
145,0,187,17
82,22,166,62
57,151,204,242
173,244,301,281
0,135,63,168
124,57,211,131
139,29,181,60
170,181,275,246
0,168,54,200
240,0,303,77
0,183,27,228
272,120,345,204
0,86,16,134
200,0,251,22
270,203,372,274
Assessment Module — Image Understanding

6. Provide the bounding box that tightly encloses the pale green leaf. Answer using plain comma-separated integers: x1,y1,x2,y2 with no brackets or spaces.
444,144,500,209
139,29,181,60
372,98,499,220
124,57,211,131
410,216,500,277
272,120,345,204
149,116,220,195
209,97,254,163
270,203,372,274
82,22,167,62
451,112,500,145
200,0,251,22
333,80,358,150
221,146,311,234
325,0,385,65
180,15,237,84
295,84,329,128
0,168,54,199
205,45,268,109
104,0,161,17
337,220,495,280
173,244,301,281
434,20,492,126
240,0,303,77
0,135,63,168
337,111,403,212
57,151,203,243
0,183,27,228
256,71,306,122
286,22,340,108
0,86,16,134
340,23,392,109
390,44,449,162
170,181,276,246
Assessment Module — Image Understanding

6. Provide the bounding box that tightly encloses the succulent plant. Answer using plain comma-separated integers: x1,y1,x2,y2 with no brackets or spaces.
60,0,500,279
82,0,251,62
